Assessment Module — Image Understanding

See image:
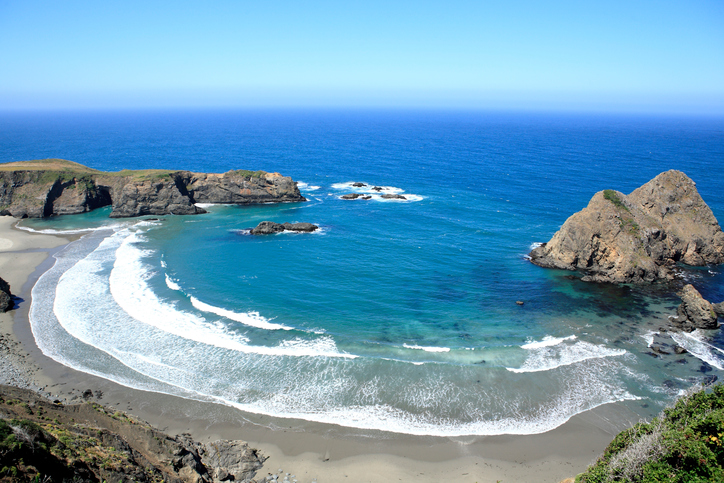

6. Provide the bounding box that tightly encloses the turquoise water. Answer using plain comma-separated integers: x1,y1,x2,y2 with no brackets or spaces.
3,109,724,435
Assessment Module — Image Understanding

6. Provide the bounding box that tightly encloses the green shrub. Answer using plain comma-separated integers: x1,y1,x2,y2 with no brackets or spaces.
577,384,724,483
603,189,630,212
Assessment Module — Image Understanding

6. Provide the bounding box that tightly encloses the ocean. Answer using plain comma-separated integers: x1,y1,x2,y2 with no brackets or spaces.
1,109,723,436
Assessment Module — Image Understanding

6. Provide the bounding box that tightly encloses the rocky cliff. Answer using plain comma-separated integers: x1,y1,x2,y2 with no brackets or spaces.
529,170,724,283
0,385,266,483
0,159,305,218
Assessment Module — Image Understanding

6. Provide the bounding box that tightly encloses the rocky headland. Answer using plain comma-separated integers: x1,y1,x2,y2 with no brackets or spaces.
0,159,305,219
529,170,724,283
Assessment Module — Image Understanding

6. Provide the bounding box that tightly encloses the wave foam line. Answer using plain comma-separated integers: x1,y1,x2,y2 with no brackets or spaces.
15,223,127,235
670,331,724,370
189,296,293,331
403,343,451,353
508,339,626,373
109,230,354,358
521,335,576,350
297,182,320,191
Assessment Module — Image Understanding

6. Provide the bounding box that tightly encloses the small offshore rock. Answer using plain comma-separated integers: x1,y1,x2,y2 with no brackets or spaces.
341,193,362,200
282,222,318,233
361,195,372,200
351,182,367,187
674,345,688,354
381,194,407,200
674,284,719,331
713,302,724,318
251,221,285,235
371,186,383,191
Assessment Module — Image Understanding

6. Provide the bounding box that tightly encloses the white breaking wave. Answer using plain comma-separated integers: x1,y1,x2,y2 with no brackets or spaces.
189,296,293,331
195,203,221,208
641,330,658,348
331,181,423,202
521,335,577,350
296,182,320,191
670,330,724,370
16,223,128,235
164,274,182,291
529,242,543,250
106,228,353,358
403,343,451,353
509,336,625,373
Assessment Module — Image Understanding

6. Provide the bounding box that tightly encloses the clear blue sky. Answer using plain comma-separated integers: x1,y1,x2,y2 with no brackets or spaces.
1,0,722,113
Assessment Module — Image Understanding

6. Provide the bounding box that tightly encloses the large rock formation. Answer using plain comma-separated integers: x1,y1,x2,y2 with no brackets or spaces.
0,159,305,219
529,170,724,283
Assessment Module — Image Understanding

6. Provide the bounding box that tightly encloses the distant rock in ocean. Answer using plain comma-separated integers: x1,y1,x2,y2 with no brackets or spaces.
250,221,318,235
529,170,724,283
0,159,306,218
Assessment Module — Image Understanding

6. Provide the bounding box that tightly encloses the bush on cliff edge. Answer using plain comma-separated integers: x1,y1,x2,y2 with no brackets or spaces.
577,384,724,483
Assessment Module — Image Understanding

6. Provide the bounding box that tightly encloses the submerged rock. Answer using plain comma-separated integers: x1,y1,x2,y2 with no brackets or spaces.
529,170,724,283
341,193,362,199
381,194,407,200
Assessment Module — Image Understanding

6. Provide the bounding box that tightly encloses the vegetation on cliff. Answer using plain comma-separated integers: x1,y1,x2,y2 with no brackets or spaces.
577,384,724,483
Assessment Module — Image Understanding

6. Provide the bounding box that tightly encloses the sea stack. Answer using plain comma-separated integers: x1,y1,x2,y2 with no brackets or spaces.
529,170,724,283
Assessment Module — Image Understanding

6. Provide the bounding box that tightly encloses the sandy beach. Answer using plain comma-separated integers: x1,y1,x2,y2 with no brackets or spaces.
0,215,642,483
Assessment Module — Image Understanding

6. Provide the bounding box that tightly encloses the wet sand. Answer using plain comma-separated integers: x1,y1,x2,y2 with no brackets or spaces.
0,215,640,482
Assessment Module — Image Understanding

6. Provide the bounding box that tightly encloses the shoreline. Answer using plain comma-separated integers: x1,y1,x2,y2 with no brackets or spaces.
0,215,639,482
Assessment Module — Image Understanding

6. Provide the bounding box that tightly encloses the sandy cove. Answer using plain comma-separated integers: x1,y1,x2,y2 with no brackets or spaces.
0,215,642,483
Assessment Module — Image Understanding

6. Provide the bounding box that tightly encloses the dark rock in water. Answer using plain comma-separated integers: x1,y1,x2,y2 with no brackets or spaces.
251,221,285,235
0,276,13,312
361,195,372,200
529,170,724,283
282,222,318,232
352,182,367,187
676,358,688,364
251,221,318,235
651,345,670,355
372,186,383,191
671,284,719,331
341,193,362,200
381,194,407,200
674,345,688,354
703,375,719,386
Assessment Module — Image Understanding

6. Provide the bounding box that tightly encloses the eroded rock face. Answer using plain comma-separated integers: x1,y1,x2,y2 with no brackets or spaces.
529,171,724,283
670,284,719,332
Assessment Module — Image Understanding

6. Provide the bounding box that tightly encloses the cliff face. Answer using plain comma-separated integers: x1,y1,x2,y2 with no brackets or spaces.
0,160,305,218
529,170,724,283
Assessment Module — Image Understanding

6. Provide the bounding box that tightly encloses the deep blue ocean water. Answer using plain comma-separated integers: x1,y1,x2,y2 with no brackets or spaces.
2,109,723,435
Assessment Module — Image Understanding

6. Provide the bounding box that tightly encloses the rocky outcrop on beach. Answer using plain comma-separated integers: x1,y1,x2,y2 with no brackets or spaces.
0,276,13,312
529,170,724,283
250,221,318,234
670,284,720,332
0,159,305,219
0,385,267,483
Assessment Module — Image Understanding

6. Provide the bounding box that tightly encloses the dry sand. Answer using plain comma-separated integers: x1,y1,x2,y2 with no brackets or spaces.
0,215,642,483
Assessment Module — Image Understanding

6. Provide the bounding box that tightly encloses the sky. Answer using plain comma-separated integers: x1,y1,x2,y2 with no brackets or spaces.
0,0,723,113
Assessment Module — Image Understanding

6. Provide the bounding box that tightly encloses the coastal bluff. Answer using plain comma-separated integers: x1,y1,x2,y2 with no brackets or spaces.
0,159,305,218
530,170,724,283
